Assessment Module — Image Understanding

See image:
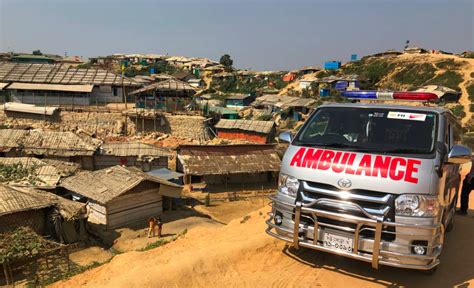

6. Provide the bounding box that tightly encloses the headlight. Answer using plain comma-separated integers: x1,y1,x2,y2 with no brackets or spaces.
278,173,299,197
395,194,439,217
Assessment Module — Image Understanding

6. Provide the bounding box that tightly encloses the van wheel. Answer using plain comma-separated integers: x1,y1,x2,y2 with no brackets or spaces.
445,197,457,233
445,208,455,232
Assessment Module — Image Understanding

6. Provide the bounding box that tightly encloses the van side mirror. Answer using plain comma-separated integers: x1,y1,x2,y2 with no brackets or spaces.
447,145,472,164
279,131,293,143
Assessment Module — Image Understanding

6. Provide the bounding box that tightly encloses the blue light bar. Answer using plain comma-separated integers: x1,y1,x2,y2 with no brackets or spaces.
341,90,377,99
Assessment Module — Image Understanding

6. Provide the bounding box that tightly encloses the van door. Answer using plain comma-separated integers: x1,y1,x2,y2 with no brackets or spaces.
443,115,462,209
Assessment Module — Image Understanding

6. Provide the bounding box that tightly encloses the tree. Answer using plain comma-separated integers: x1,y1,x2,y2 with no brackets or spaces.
32,50,42,55
219,54,233,70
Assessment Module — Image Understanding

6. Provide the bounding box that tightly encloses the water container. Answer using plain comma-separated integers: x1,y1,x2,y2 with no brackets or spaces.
320,88,330,97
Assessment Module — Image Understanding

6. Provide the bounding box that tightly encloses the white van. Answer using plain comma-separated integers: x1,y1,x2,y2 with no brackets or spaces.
266,101,472,272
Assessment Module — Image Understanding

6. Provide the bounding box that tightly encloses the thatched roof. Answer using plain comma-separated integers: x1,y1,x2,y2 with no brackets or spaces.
252,94,316,109
177,144,281,176
0,184,86,220
0,129,100,157
99,142,172,158
60,166,181,205
129,79,196,95
215,119,275,134
0,157,79,188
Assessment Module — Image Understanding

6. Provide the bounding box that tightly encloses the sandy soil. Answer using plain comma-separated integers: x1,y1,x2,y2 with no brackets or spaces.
69,246,114,267
194,198,270,224
52,196,474,288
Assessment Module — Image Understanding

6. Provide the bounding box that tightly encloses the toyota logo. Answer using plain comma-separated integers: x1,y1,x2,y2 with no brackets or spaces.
337,178,352,189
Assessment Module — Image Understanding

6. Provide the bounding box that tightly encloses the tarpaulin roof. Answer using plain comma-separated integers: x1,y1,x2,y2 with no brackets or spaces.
3,102,60,116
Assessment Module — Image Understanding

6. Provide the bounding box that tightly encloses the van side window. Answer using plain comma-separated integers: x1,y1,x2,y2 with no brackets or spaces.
452,122,462,145
445,122,451,149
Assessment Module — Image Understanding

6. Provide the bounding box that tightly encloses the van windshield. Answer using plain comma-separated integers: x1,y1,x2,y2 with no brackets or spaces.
294,107,437,155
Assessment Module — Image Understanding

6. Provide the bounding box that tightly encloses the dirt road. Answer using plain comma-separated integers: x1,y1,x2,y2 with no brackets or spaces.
53,199,474,288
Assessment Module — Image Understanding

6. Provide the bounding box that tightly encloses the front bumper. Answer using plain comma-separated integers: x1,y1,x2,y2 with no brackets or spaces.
266,195,444,270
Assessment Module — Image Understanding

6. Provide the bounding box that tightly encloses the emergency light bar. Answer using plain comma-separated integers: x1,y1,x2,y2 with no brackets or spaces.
341,90,438,101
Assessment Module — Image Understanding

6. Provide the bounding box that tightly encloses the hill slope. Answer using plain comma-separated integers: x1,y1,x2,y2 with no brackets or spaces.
52,200,474,288
342,53,473,125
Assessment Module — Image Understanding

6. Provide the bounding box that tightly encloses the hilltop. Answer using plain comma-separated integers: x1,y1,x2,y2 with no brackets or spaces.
282,53,473,127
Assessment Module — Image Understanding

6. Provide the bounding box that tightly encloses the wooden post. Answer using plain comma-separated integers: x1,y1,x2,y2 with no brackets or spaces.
124,114,128,136
72,92,75,110
153,90,157,131
3,263,10,286
44,91,47,121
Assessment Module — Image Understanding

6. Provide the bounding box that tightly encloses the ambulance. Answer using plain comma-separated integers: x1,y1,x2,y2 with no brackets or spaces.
266,91,472,272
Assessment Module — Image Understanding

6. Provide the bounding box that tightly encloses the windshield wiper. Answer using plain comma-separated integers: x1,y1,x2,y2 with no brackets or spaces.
379,148,430,154
299,142,373,152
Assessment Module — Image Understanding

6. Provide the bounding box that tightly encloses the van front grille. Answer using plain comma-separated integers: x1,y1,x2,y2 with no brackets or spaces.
297,181,396,241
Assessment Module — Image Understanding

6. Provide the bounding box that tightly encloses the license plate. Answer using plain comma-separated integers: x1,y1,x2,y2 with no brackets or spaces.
322,231,354,253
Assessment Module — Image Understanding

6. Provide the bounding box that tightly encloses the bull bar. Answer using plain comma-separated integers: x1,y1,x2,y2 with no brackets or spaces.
266,195,444,270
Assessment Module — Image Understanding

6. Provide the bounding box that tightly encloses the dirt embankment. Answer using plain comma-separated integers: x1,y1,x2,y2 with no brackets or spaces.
52,197,474,288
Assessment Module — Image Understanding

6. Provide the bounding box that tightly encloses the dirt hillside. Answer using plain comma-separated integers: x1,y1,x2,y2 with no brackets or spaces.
52,197,474,288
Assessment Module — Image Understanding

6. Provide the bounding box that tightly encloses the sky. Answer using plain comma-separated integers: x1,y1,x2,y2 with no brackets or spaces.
0,0,473,71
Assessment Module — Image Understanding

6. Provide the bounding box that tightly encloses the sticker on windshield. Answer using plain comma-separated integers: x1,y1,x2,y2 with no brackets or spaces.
369,112,385,118
387,111,426,121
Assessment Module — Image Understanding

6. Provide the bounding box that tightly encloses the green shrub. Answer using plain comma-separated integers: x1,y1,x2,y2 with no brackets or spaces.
392,63,436,89
450,105,466,119
463,52,474,59
435,59,462,70
257,114,273,121
426,71,463,90
342,59,396,89
467,82,474,102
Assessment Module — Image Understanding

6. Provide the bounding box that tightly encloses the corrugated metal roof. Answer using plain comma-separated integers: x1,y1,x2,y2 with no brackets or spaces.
0,157,79,188
3,102,59,116
0,63,139,86
147,168,183,181
60,165,181,205
178,145,281,175
215,119,275,134
7,82,94,93
0,129,99,156
100,142,172,157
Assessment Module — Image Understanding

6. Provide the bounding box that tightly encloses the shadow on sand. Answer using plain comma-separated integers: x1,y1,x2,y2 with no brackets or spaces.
282,211,474,287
